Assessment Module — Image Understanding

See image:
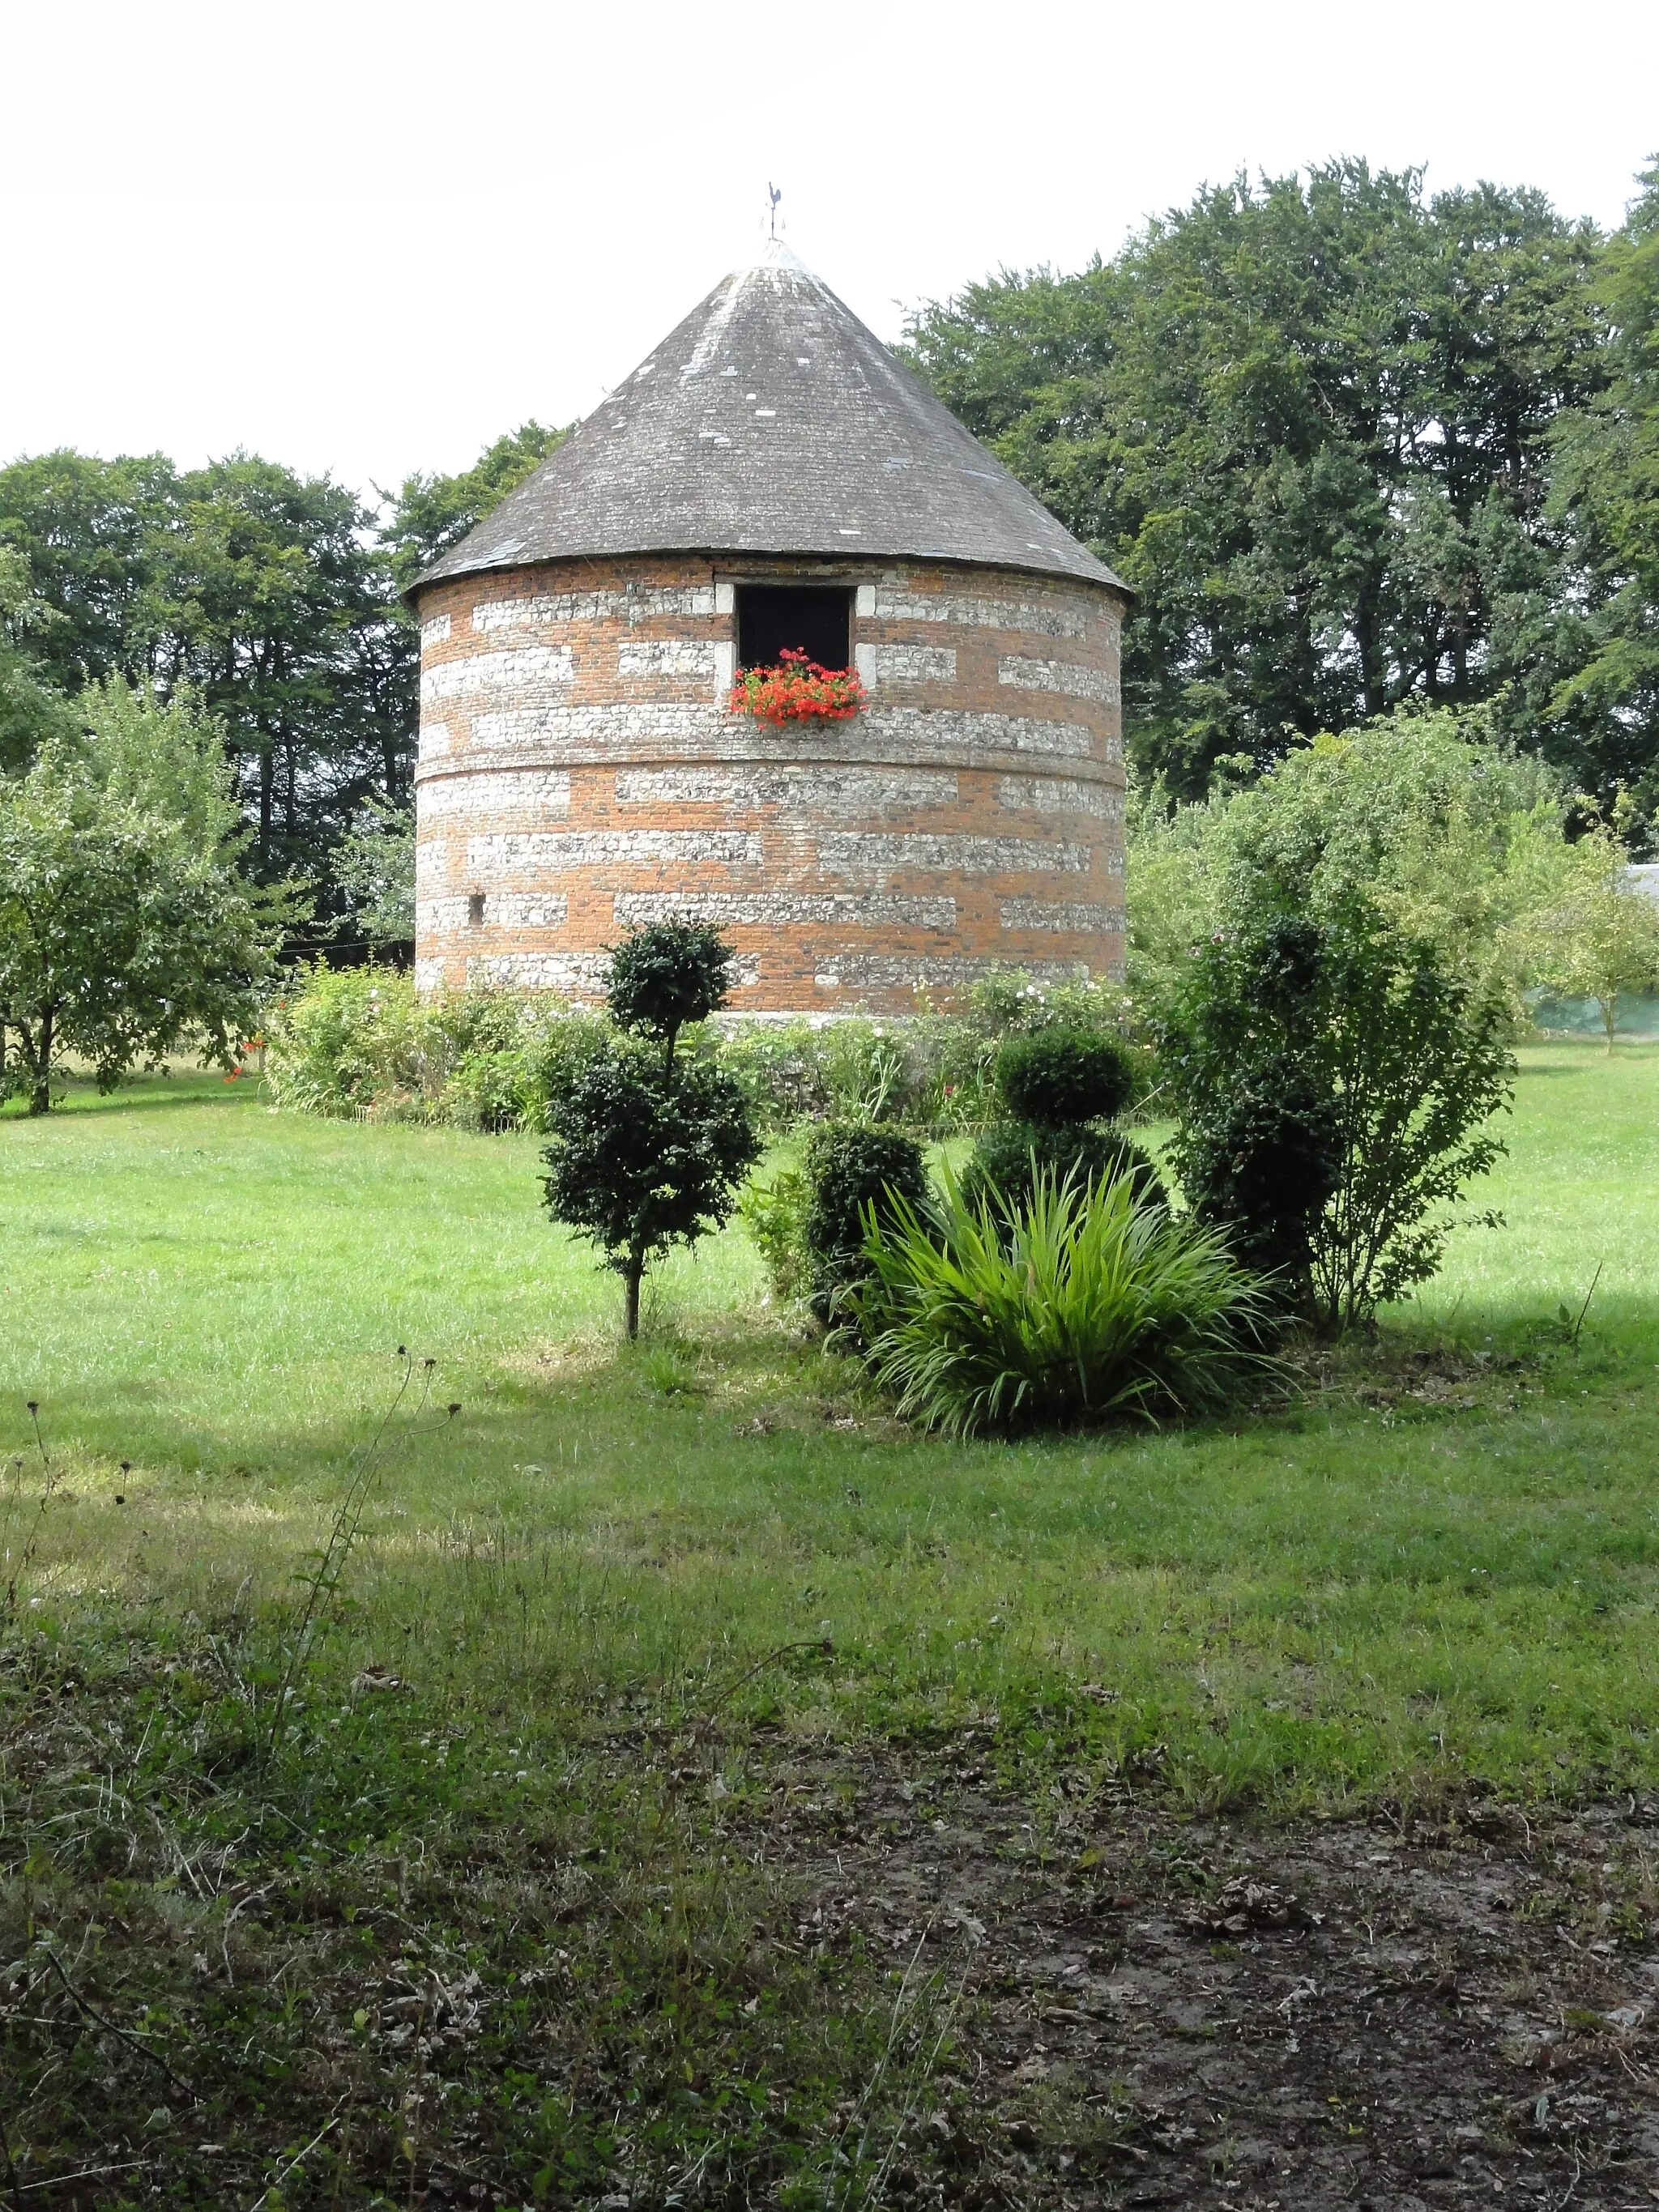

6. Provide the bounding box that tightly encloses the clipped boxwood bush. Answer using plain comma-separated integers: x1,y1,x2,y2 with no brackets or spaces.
994,1027,1137,1127
802,1120,930,1323
960,1120,1166,1221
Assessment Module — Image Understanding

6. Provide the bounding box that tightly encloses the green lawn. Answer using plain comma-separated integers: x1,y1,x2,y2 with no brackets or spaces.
3,1043,1656,1809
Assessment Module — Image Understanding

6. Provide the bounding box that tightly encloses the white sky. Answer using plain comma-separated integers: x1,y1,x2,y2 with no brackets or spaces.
3,0,1656,507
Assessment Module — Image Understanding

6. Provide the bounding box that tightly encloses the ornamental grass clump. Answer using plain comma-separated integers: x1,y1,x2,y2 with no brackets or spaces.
727,646,867,726
847,1165,1273,1438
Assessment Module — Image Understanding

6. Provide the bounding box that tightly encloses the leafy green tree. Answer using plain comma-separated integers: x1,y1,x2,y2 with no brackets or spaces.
905,164,1606,795
333,799,416,948
1128,707,1573,1011
539,921,757,1337
0,449,177,689
1523,830,1659,1048
157,453,414,884
0,548,81,774
383,423,565,591
1540,162,1659,818
1164,901,1513,1332
0,447,418,909
0,683,295,1113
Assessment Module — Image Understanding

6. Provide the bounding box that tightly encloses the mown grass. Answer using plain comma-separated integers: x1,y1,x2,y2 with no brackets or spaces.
2,1044,1656,1809
2,1046,1656,2205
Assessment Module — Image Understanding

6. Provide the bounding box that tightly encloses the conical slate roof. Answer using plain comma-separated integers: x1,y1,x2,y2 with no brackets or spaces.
415,240,1127,595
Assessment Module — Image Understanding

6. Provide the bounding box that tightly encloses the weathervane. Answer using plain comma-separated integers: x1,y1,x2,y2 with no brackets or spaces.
767,182,782,239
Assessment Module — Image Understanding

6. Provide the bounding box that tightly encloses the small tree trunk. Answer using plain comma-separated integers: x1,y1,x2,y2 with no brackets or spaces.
28,1009,53,1116
1603,994,1618,1055
623,1251,645,1340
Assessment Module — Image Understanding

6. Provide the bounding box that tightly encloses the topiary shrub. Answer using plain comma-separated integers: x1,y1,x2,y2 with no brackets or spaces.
960,1120,1166,1221
541,920,759,1337
994,1027,1137,1127
801,1120,930,1324
607,918,738,1068
962,1025,1159,1225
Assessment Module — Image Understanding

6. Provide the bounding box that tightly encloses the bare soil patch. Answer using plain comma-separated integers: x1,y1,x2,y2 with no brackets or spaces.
731,1740,1659,2210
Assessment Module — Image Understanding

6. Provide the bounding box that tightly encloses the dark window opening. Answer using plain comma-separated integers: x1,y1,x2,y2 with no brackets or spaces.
467,891,486,927
736,583,854,671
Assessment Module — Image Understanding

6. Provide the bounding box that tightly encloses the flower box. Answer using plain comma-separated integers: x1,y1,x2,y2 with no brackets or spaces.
727,647,867,726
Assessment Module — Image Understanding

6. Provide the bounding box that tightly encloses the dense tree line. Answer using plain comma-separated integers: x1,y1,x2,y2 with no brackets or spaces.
905,159,1659,815
0,424,561,936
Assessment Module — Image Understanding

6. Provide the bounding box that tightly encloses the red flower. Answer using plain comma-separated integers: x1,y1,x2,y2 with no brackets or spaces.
728,647,867,726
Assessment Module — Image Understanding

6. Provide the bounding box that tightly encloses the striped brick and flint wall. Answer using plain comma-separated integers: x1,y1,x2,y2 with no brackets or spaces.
412,555,1127,1013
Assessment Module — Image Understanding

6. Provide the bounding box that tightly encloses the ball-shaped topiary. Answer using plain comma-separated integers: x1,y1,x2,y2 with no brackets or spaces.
958,1120,1166,1223
995,1028,1137,1129
802,1119,930,1324
606,917,739,1065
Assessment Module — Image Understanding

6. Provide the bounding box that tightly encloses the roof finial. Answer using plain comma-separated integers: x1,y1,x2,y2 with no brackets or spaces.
767,182,782,240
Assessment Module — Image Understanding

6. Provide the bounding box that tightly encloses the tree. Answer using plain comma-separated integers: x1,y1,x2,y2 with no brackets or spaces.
158,454,413,884
382,423,566,591
539,921,758,1337
1538,162,1659,820
0,446,419,914
904,164,1607,796
1128,706,1574,1013
0,548,81,775
0,448,177,689
1163,902,1513,1332
333,798,416,948
0,683,295,1113
1523,831,1659,1048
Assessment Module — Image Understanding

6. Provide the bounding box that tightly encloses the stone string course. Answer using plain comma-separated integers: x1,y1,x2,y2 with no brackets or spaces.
412,553,1127,1012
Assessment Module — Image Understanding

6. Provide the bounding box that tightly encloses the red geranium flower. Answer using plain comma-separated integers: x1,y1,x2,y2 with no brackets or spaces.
728,647,867,726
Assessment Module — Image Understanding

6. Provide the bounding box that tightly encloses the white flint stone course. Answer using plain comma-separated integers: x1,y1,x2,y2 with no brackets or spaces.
612,892,956,929
999,655,1119,703
613,766,957,815
480,892,570,929
872,590,1089,640
468,953,611,992
1000,898,1124,934
863,707,1095,761
997,776,1124,819
416,897,478,935
420,769,571,818
420,613,451,647
467,829,763,876
817,833,1090,878
420,646,574,706
816,955,1090,990
617,637,719,677
871,643,957,684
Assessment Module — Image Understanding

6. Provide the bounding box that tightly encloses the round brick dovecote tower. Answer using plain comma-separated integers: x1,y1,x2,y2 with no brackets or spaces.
408,240,1132,1013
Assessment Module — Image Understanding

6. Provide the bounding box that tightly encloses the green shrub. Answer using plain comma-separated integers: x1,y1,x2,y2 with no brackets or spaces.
265,965,609,1131
1163,903,1514,1331
608,918,739,1066
540,922,759,1338
264,964,425,1116
847,1165,1272,1437
994,1026,1138,1126
737,1165,812,1303
541,1042,759,1337
801,1121,930,1324
959,1120,1166,1221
